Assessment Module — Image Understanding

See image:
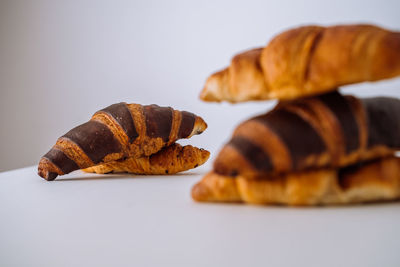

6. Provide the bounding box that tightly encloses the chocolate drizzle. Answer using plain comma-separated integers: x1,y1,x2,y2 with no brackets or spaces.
178,111,195,138
99,102,138,143
44,148,79,174
143,104,173,142
229,136,273,172
253,109,325,170
362,97,400,148
62,121,122,164
318,91,359,153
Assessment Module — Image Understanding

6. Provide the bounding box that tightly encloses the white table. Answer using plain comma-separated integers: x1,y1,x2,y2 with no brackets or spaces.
1,166,399,267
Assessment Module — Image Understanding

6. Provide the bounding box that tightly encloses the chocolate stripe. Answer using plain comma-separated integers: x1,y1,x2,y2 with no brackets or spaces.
143,105,173,142
178,111,195,138
318,91,359,153
362,97,400,148
229,136,273,172
63,121,122,164
338,157,383,190
43,148,79,174
99,102,138,143
253,109,325,170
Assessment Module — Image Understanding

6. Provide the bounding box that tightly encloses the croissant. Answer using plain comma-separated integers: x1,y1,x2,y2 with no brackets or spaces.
192,156,400,205
83,144,210,175
38,103,207,180
200,24,400,103
214,92,400,178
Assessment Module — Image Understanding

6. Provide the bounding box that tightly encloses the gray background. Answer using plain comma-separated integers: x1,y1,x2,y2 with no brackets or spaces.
1,0,400,172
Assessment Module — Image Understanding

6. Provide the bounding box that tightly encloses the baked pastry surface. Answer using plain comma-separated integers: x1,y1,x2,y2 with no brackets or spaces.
214,92,400,178
200,24,400,103
83,144,210,175
192,156,400,205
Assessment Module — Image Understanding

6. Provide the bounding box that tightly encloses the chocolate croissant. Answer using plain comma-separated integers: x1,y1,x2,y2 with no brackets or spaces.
200,24,400,102
38,103,207,180
83,144,210,175
214,92,400,179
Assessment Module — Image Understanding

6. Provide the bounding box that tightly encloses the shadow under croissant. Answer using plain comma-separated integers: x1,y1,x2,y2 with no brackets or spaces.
53,171,203,182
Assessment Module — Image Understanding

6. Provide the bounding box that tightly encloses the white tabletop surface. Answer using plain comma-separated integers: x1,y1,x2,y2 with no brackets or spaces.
1,166,400,267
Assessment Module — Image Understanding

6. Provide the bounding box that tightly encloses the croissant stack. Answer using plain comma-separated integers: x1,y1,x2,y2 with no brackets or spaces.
192,93,400,205
193,24,400,205
38,103,208,180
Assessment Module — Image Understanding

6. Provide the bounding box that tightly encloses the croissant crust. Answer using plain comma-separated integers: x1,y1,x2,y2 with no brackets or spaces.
83,144,210,175
201,24,400,102
192,156,400,206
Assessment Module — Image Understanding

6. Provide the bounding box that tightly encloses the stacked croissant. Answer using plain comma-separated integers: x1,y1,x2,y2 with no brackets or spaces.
38,103,209,180
192,24,400,205
38,24,400,207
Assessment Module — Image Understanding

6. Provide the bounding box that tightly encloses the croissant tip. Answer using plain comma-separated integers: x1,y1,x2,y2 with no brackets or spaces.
191,182,211,202
201,149,211,160
199,86,221,102
46,172,58,181
199,87,208,101
200,119,208,132
192,116,208,136
200,68,230,103
38,166,58,181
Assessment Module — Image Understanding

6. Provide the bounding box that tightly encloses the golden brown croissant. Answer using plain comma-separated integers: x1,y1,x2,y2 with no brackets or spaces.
200,24,400,102
38,103,207,180
192,156,400,205
214,92,400,178
83,144,210,175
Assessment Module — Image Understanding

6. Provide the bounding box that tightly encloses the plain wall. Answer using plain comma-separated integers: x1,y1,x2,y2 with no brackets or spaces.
1,0,400,172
